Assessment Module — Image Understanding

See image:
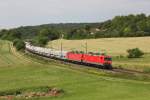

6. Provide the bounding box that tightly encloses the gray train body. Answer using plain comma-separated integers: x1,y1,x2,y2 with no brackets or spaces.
25,42,68,59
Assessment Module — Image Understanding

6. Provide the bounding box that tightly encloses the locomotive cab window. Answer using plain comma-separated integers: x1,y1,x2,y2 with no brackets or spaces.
104,57,112,61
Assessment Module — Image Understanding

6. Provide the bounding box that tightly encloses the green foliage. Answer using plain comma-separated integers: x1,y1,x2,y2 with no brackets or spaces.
38,28,60,40
33,36,49,46
0,86,51,96
127,48,144,58
13,39,25,51
84,25,91,31
0,27,60,46
0,29,21,41
65,14,150,39
0,89,21,96
0,14,150,41
32,28,60,46
64,28,91,39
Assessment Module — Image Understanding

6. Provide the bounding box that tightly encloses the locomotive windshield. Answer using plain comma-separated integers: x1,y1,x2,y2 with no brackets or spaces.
104,57,112,61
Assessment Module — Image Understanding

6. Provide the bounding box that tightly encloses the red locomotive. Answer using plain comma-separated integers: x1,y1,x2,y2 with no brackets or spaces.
67,52,112,69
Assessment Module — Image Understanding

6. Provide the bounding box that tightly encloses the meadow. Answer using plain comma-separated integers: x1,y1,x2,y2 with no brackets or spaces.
0,40,150,100
47,37,150,71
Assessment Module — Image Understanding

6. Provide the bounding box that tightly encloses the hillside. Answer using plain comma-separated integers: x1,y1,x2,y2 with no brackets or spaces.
1,40,150,100
0,23,100,40
0,14,150,42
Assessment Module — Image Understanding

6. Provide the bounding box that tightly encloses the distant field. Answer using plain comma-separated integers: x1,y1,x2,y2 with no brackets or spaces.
1,40,150,100
47,37,150,55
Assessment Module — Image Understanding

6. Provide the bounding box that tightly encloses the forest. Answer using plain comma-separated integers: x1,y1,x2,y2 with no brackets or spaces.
0,14,150,46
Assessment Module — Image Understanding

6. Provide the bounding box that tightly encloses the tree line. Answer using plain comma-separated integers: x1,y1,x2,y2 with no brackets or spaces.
0,13,150,49
65,14,150,39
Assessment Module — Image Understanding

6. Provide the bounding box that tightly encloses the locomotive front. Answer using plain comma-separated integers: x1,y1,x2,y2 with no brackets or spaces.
103,56,112,69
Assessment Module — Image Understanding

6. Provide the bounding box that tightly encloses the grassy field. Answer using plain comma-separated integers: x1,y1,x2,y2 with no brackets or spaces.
47,37,150,71
0,40,150,100
47,37,150,55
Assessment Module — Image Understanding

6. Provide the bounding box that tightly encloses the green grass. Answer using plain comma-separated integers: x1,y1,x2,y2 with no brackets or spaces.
47,37,150,70
112,54,150,71
1,40,150,100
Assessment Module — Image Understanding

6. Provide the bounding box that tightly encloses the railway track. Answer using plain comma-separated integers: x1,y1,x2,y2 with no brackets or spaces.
25,49,150,77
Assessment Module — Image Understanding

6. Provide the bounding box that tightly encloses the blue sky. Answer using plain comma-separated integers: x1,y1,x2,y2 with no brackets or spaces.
0,0,150,29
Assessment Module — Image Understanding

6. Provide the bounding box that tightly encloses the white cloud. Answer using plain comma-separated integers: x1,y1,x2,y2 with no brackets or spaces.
0,0,150,28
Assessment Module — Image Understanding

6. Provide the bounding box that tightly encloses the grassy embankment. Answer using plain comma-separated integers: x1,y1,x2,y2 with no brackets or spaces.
1,40,150,100
47,37,150,71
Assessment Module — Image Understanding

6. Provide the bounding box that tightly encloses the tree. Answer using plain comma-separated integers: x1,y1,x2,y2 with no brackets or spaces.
32,28,60,46
84,25,91,31
38,28,60,40
38,36,49,46
39,28,49,37
13,39,25,51
123,27,132,33
0,13,150,40
127,48,144,58
137,20,148,31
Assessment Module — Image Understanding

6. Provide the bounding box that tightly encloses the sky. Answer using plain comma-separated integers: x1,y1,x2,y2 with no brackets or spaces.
0,0,150,29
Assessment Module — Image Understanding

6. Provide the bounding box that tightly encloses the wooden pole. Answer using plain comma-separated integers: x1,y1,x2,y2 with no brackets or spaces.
85,41,87,54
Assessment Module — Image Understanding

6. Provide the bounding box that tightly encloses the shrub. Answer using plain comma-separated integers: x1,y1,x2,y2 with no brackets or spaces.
127,48,144,58
13,39,25,51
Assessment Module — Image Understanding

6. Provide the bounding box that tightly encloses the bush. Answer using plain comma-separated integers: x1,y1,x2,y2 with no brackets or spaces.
13,39,25,51
127,48,144,58
143,67,150,73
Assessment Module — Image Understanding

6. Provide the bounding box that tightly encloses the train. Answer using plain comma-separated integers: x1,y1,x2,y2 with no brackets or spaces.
25,42,112,69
